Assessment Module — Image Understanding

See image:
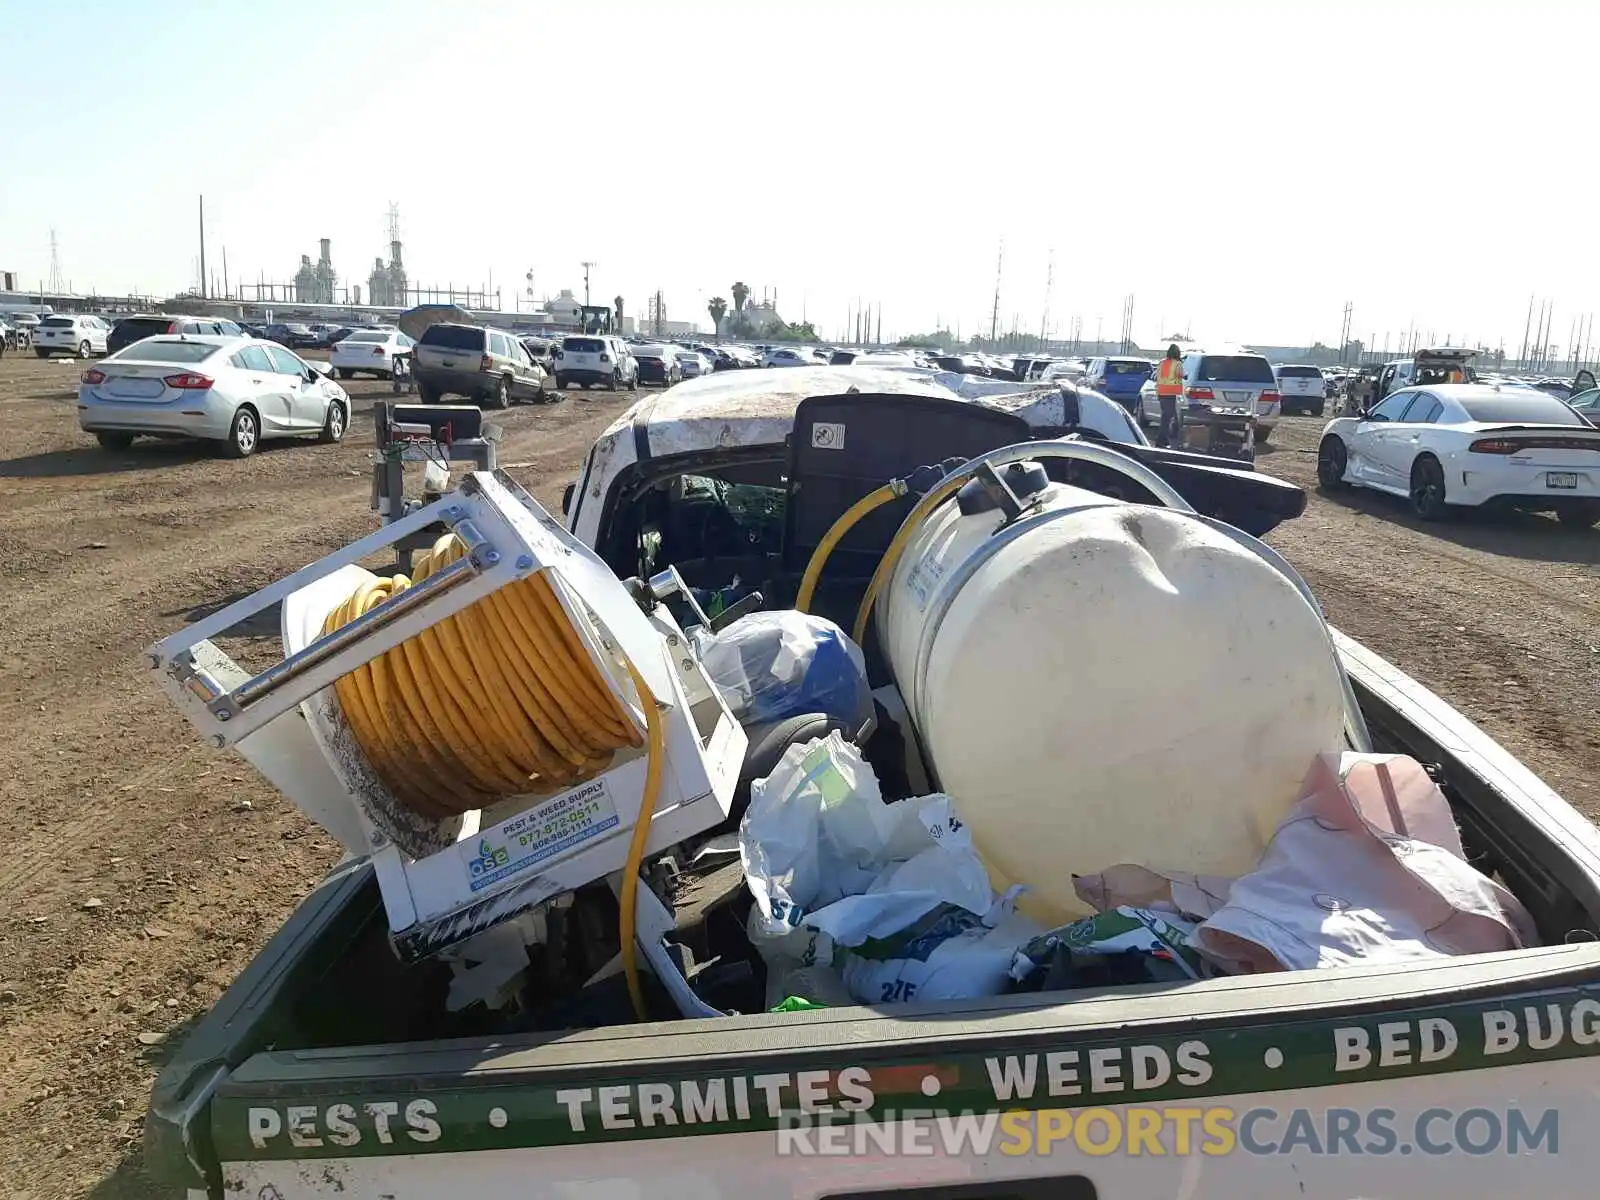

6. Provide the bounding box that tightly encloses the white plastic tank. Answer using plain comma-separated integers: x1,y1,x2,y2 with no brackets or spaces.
877,478,1348,927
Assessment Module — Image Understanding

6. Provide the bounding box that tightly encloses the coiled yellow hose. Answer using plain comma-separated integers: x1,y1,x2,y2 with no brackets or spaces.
320,533,642,819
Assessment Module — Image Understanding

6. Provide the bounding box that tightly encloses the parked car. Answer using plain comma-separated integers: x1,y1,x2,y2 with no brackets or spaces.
761,347,816,368
552,334,638,391
520,337,557,377
1316,383,1600,526
77,336,349,457
412,323,549,407
1566,387,1600,420
634,344,683,386
1373,347,1478,400
1274,364,1328,416
674,349,712,379
1040,360,1083,382
1139,347,1282,440
1529,377,1574,399
1083,356,1155,413
33,314,110,358
330,328,415,379
851,351,921,369
262,323,317,349
7,312,41,339
303,324,346,349
107,315,245,357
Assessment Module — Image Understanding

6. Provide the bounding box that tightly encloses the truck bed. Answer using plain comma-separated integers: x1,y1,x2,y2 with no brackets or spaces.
146,631,1600,1195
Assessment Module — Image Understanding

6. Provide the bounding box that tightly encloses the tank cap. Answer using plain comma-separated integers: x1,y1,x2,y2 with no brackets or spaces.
956,460,1050,519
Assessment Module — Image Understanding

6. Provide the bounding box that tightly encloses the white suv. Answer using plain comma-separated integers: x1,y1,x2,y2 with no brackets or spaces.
1140,346,1281,440
553,334,638,391
34,314,110,358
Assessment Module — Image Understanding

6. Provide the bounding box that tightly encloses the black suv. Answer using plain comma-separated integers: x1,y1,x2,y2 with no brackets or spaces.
107,314,245,356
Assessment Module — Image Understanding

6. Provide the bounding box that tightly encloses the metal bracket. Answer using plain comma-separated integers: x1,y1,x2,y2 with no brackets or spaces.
150,471,676,749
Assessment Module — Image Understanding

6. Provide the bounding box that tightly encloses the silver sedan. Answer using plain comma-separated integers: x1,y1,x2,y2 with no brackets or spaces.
77,336,349,458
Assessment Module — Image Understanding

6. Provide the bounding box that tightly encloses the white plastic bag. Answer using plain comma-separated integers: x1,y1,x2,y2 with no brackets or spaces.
741,735,995,943
739,733,1039,1005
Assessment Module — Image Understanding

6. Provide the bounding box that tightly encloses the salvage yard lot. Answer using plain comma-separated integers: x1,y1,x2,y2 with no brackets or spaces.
0,353,1595,1198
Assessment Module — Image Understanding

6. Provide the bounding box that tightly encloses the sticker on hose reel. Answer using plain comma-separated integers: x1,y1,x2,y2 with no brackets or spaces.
462,778,620,892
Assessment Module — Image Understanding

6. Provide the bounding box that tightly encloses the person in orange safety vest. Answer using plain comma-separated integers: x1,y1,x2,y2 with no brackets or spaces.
1155,344,1185,448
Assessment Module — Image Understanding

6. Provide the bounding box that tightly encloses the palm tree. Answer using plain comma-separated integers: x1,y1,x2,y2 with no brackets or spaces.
731,281,750,314
707,296,728,338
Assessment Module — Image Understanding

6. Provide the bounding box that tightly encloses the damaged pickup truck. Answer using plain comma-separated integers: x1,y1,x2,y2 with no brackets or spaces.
144,366,1600,1199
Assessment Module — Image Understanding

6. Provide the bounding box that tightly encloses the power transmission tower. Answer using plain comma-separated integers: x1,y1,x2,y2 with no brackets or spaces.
581,261,596,306
47,229,63,293
989,239,1004,344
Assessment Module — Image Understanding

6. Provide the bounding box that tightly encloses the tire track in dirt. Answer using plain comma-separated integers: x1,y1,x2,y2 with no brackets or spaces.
0,354,636,1199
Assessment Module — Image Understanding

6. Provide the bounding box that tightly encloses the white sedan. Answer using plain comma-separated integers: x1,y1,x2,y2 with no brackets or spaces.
761,347,816,368
1316,383,1600,526
330,328,414,379
78,335,350,458
674,349,712,379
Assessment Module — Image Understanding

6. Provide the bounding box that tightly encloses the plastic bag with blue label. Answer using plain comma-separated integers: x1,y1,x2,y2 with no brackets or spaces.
697,611,874,735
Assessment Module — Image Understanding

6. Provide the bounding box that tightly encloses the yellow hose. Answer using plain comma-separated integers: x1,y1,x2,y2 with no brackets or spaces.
852,472,970,645
794,482,903,613
320,535,641,818
618,658,665,1022
323,536,669,1023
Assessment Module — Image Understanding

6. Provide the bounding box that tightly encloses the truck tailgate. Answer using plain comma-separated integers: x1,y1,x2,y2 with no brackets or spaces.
211,949,1600,1197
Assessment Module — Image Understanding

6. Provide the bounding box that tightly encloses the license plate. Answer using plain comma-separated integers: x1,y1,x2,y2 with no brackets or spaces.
1547,472,1579,489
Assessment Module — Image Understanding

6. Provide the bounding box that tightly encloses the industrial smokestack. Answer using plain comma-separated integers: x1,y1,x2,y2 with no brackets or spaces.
319,238,331,265
390,240,403,268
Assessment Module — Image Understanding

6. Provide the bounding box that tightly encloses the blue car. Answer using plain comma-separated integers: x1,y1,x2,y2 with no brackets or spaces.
1083,356,1154,412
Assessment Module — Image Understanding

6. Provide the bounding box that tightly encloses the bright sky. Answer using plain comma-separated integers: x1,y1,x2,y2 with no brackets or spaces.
0,0,1592,352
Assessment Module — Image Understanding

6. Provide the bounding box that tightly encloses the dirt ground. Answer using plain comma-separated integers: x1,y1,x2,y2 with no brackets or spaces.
0,358,1594,1198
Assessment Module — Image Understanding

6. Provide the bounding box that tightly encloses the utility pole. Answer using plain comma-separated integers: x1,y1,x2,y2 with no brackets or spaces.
1040,248,1054,347
580,261,596,306
989,239,1004,344
875,303,882,346
194,197,207,300
1518,294,1533,370
1337,302,1353,363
